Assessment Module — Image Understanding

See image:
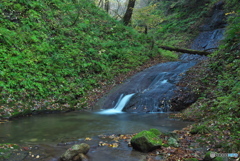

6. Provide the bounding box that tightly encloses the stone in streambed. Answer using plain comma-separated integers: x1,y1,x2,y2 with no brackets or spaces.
131,129,162,152
61,143,90,161
167,137,179,148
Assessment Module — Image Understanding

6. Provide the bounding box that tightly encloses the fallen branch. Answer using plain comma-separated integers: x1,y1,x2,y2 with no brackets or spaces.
159,45,211,56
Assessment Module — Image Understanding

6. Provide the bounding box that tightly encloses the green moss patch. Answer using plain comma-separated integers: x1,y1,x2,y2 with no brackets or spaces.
132,129,162,145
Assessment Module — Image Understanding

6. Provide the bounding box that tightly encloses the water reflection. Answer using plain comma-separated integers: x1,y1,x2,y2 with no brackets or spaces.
0,111,192,144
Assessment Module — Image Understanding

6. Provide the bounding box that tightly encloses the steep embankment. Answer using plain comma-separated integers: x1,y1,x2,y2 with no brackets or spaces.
180,12,240,154
0,0,161,118
147,0,240,154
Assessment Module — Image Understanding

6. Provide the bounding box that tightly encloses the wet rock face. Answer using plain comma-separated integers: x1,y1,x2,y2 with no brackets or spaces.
199,1,226,31
190,29,225,52
191,1,226,53
97,61,198,112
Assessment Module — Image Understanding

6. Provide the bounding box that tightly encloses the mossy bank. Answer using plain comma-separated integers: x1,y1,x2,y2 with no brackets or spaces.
0,0,163,118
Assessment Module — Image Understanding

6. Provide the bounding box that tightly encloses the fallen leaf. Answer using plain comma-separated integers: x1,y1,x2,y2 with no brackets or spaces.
85,137,92,141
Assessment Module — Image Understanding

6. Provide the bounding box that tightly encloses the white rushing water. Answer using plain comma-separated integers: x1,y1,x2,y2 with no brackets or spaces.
97,93,135,115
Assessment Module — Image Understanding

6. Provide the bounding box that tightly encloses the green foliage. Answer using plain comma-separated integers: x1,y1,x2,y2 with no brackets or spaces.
0,0,159,117
190,123,210,134
134,0,219,47
158,49,178,60
132,3,164,33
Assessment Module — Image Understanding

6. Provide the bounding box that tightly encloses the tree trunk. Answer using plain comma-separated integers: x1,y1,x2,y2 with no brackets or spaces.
104,0,110,13
98,0,103,8
122,0,136,26
159,45,211,56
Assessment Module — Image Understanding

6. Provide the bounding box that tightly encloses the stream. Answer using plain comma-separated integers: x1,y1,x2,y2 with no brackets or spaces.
0,112,191,144
0,112,192,161
0,3,225,160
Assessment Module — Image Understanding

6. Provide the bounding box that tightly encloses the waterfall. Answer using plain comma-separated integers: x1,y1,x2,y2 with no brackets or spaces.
114,93,135,111
97,93,135,114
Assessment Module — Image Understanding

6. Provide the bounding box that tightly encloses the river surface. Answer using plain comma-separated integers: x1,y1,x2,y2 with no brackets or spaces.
0,111,191,144
0,111,192,161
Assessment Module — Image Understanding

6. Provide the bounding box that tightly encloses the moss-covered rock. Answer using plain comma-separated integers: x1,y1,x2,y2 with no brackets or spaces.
149,128,162,135
130,129,162,152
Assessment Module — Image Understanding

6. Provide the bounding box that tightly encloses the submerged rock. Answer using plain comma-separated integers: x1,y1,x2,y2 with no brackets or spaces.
61,143,90,161
131,129,162,152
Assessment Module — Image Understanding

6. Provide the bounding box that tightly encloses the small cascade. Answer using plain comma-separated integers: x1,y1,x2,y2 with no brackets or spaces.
96,2,226,113
96,61,198,113
97,93,135,114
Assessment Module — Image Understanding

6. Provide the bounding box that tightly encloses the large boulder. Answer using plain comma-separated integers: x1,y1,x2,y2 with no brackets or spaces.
130,129,162,152
61,143,90,161
170,89,198,111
